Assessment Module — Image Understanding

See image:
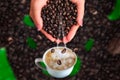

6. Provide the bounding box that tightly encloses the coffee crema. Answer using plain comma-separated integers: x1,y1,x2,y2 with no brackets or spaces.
45,47,76,70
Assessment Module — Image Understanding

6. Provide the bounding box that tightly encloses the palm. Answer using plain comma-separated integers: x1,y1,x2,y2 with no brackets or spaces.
30,0,85,44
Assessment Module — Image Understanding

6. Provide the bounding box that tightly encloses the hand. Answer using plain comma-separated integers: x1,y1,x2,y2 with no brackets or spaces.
29,0,48,30
30,0,58,43
30,0,85,44
63,0,85,43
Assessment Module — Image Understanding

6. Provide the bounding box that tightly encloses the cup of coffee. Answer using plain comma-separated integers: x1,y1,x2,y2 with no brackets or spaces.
35,46,77,78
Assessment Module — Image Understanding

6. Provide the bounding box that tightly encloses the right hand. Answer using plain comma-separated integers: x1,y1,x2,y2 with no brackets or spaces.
29,0,47,31
30,0,59,43
63,0,85,44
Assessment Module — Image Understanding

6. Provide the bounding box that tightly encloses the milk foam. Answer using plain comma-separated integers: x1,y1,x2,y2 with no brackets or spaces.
45,47,76,70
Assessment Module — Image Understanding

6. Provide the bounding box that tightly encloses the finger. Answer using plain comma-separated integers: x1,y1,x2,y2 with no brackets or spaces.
77,19,83,26
63,36,69,44
63,25,79,43
77,0,85,26
70,0,78,4
32,7,43,30
41,29,56,42
55,39,62,44
30,0,48,31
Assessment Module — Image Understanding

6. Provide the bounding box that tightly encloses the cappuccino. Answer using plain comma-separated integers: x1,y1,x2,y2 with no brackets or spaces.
45,47,76,70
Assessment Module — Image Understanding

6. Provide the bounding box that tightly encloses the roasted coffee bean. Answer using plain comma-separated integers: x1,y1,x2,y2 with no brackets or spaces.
61,48,66,54
57,59,62,65
51,49,55,53
41,0,77,39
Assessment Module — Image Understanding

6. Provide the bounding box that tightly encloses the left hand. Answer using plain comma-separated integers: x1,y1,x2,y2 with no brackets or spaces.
63,0,85,43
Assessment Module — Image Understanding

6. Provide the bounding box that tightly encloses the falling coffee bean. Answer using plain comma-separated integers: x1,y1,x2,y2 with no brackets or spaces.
57,60,62,65
61,48,66,54
51,49,55,53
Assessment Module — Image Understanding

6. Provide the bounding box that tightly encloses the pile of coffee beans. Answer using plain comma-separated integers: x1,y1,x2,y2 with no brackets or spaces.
41,0,77,39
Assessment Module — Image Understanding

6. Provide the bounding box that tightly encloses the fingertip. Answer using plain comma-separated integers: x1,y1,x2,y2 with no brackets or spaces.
37,24,42,31
63,36,69,44
56,39,62,44
78,20,83,27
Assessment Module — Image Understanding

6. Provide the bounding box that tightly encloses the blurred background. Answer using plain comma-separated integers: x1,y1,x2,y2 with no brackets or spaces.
0,0,120,80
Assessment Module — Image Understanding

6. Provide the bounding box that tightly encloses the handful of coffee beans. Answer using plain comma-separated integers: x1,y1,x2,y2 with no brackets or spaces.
41,0,77,39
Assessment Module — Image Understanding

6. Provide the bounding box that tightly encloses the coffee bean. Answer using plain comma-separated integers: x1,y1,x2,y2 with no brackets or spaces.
61,48,66,54
8,37,13,43
57,60,62,65
51,49,55,53
41,0,77,38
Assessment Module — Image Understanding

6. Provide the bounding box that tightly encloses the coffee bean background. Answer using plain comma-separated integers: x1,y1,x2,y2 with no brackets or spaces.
0,0,120,80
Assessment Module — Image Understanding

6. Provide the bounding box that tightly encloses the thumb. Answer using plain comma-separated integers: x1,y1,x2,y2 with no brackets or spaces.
30,0,47,31
32,9,43,31
37,17,43,31
63,25,79,43
77,0,85,26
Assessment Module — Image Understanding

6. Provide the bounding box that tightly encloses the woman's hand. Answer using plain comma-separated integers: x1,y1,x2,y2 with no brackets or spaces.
30,0,58,43
30,0,85,44
29,0,47,31
63,0,85,43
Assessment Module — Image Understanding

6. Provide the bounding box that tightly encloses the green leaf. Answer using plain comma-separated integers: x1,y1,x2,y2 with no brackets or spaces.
108,0,120,20
84,38,94,52
23,15,35,27
26,37,37,49
0,48,16,80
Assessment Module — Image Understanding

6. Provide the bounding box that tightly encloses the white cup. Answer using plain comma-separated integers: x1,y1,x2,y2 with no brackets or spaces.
35,46,77,78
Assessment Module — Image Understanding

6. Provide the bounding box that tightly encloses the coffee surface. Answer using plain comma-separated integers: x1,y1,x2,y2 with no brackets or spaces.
45,47,76,70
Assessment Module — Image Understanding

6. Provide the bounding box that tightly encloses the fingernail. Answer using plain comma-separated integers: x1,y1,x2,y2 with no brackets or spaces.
37,25,42,31
79,20,83,27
